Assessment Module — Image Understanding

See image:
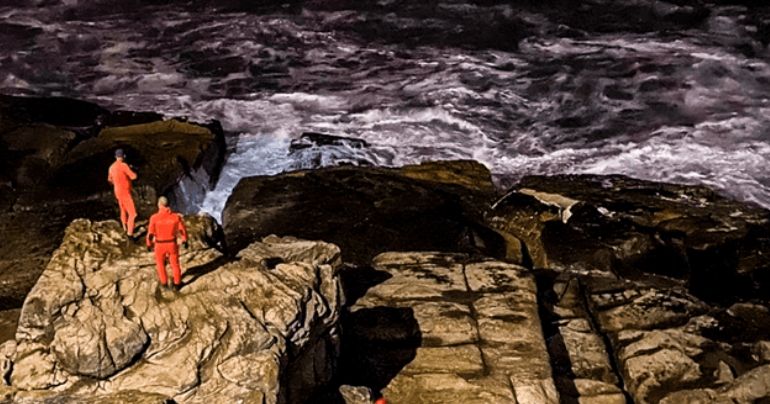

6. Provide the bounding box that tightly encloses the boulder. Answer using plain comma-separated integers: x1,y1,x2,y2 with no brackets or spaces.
486,174,770,302
0,95,225,309
223,160,512,266
5,216,343,403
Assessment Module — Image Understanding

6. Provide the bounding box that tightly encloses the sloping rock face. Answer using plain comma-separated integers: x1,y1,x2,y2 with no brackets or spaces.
487,174,770,302
223,161,513,266
1,216,343,403
339,252,557,403
0,95,225,309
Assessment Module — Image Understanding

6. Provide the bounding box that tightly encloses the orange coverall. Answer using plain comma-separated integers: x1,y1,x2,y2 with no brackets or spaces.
146,206,188,285
107,160,138,235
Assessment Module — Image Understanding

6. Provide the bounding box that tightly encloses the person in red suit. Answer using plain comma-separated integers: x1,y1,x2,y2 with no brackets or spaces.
107,148,138,237
146,196,188,289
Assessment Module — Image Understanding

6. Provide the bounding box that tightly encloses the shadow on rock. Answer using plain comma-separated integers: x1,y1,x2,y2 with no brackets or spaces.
338,306,421,391
339,265,392,307
182,255,236,285
314,266,419,403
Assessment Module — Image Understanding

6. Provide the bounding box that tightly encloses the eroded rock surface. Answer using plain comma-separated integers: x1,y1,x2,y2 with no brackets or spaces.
223,160,512,266
0,95,225,309
583,276,770,404
339,252,557,403
487,174,770,302
3,216,342,403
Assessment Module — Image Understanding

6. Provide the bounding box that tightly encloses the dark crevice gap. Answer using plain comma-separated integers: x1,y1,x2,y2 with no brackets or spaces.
535,271,579,402
459,261,488,375
577,279,633,403
310,265,418,403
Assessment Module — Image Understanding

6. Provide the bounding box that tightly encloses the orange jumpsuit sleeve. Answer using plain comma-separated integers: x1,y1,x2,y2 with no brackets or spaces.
123,164,138,180
146,215,156,248
176,214,188,242
108,165,113,184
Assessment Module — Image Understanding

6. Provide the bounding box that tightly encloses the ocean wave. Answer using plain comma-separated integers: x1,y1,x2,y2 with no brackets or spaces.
2,2,770,217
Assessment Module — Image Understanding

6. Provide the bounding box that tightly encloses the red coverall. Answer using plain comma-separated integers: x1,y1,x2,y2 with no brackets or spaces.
146,206,188,285
107,160,138,235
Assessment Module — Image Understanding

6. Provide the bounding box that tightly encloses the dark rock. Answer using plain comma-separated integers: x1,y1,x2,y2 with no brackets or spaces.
289,132,369,152
223,160,511,266
0,95,226,309
0,95,108,131
486,175,770,303
97,110,164,127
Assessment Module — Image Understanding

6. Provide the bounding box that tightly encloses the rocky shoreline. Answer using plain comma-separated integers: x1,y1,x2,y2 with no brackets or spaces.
0,95,225,309
1,95,768,402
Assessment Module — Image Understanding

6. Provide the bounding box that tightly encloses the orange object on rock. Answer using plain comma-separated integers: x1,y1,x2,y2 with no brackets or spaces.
373,398,387,404
146,202,188,286
107,150,138,235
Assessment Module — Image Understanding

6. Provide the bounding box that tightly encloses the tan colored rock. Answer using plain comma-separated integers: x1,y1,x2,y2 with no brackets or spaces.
8,217,343,403
555,319,618,384
660,389,732,404
367,252,467,300
384,373,515,404
339,385,373,404
346,252,558,403
464,261,532,293
714,361,734,385
570,379,625,404
591,288,707,333
659,365,770,403
511,378,559,404
401,345,485,375
753,341,770,364
724,364,770,402
622,346,701,401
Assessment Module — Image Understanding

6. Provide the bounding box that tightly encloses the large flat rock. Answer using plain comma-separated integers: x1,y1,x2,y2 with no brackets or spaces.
339,252,558,403
2,216,343,403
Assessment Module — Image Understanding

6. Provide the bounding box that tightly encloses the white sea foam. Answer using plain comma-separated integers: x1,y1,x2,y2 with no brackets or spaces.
2,4,769,219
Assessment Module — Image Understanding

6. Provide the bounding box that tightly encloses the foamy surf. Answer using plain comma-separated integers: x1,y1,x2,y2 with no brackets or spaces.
1,1,769,219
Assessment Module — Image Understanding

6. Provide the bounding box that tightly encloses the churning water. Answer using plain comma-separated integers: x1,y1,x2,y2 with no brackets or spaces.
2,0,769,220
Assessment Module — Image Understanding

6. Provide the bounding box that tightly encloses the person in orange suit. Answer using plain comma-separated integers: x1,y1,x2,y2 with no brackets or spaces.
146,196,188,289
107,148,138,237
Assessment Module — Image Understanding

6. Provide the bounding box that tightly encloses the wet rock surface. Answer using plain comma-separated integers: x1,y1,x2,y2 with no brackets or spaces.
2,216,342,403
289,132,369,152
487,174,770,302
223,160,510,266
0,95,225,309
